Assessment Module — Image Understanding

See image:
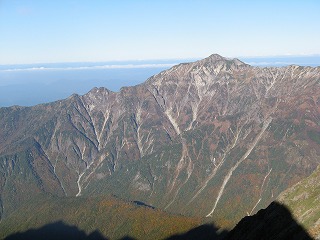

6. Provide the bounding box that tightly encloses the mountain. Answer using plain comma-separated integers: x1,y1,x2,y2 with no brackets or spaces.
0,54,319,229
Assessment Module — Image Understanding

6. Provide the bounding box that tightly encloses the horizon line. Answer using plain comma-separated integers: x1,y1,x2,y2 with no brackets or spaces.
1,54,320,66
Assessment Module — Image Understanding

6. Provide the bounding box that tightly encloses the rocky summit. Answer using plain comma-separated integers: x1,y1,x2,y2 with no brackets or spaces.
0,54,319,231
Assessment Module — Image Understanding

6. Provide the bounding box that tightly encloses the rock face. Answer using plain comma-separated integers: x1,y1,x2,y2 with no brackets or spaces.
0,54,320,227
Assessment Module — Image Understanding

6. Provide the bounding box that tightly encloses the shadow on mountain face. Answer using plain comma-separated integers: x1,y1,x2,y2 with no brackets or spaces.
132,200,155,209
224,201,314,240
4,221,108,240
4,222,227,240
118,237,136,240
165,223,228,240
4,202,314,240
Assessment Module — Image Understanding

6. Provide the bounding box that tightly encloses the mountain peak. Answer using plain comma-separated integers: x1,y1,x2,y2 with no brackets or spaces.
206,53,226,61
201,54,247,67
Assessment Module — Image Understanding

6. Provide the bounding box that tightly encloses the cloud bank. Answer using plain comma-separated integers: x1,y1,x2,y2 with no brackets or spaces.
0,63,177,72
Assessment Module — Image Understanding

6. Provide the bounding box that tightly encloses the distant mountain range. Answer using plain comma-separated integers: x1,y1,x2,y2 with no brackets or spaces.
0,54,319,239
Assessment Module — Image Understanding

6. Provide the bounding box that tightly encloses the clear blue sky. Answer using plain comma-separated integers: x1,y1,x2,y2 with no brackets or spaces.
1,0,320,64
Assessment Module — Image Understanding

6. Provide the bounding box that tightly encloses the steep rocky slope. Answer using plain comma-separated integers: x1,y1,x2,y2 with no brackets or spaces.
0,54,319,227
225,165,320,240
278,165,320,239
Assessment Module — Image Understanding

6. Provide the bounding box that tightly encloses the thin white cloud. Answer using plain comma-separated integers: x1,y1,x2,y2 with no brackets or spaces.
247,61,294,66
0,63,177,72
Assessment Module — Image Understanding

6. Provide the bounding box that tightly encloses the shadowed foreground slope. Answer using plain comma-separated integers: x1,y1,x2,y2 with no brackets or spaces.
224,202,314,240
2,198,316,240
4,221,107,240
4,222,227,240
